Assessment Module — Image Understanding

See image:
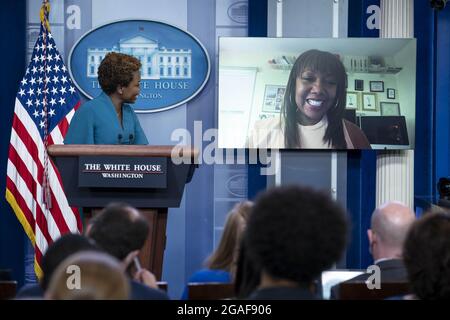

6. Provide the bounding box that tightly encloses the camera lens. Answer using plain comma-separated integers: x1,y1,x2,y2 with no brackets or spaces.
438,177,450,199
430,0,447,10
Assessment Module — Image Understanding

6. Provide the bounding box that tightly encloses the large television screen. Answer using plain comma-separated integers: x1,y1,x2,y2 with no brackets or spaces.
218,38,416,150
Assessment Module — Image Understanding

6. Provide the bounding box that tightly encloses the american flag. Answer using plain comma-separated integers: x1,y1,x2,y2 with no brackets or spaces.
5,10,82,278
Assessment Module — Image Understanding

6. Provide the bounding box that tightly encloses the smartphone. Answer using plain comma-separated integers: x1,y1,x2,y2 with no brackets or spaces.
133,257,142,272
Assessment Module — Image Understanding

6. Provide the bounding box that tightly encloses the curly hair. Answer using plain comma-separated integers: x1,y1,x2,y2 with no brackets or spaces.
97,52,141,94
403,209,450,300
88,203,149,261
281,49,347,148
245,185,348,285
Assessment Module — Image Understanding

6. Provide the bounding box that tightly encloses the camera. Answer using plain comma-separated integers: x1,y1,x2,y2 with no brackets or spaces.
438,177,450,200
430,0,448,10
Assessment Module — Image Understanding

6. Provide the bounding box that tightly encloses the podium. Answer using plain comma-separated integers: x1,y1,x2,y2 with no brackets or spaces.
48,145,198,280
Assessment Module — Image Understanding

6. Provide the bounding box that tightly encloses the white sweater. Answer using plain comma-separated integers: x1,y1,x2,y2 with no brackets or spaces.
246,116,354,149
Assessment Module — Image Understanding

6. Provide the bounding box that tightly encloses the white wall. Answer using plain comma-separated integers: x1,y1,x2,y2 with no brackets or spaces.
394,40,417,147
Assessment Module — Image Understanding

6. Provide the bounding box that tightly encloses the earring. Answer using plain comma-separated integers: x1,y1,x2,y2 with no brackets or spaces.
333,99,339,109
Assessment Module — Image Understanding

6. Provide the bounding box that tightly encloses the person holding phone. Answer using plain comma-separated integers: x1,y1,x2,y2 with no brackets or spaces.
87,203,169,300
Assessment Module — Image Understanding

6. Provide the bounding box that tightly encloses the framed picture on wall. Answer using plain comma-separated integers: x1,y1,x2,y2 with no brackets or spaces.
346,91,359,110
387,88,396,99
354,79,364,91
262,85,286,112
362,93,377,111
370,81,384,92
380,102,400,116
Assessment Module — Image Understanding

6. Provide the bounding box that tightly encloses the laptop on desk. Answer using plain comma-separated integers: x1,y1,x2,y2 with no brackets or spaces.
321,270,365,300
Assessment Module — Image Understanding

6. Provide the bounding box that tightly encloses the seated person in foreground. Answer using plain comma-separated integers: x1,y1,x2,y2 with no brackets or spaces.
181,201,253,299
245,185,348,299
16,234,99,299
331,201,415,299
45,251,129,300
87,203,169,300
402,208,450,300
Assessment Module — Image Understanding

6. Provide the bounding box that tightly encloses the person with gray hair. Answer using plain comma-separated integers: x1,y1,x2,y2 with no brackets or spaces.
331,201,415,299
367,201,416,263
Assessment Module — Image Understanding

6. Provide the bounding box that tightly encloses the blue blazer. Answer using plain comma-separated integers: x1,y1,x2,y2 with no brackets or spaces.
64,92,148,145
181,269,231,300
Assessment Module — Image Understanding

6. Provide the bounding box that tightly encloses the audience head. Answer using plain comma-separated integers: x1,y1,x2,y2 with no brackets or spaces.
368,201,415,261
246,185,348,288
46,251,129,300
403,209,450,300
206,201,253,275
41,233,98,291
87,203,149,261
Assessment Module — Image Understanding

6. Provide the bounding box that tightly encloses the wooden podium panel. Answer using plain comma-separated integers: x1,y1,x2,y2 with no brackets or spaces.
49,145,198,280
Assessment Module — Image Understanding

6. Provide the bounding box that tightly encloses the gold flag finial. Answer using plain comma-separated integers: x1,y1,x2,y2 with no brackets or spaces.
40,1,51,32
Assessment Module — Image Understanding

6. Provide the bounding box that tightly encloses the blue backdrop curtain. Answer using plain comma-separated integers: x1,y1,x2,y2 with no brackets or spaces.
0,0,27,287
433,4,450,195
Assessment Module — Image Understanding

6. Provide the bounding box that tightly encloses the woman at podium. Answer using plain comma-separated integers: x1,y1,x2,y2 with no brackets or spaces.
65,52,148,145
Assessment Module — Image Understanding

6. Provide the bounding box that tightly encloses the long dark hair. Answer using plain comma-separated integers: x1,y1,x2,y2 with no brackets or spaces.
281,49,347,148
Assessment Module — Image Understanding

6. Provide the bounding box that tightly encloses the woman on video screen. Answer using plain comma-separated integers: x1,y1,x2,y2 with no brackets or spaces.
247,49,370,149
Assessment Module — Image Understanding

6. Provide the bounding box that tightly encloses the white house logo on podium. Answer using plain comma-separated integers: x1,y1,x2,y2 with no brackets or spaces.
69,20,210,113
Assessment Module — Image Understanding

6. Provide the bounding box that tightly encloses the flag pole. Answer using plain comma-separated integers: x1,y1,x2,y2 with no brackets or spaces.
40,0,50,32
41,0,52,209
